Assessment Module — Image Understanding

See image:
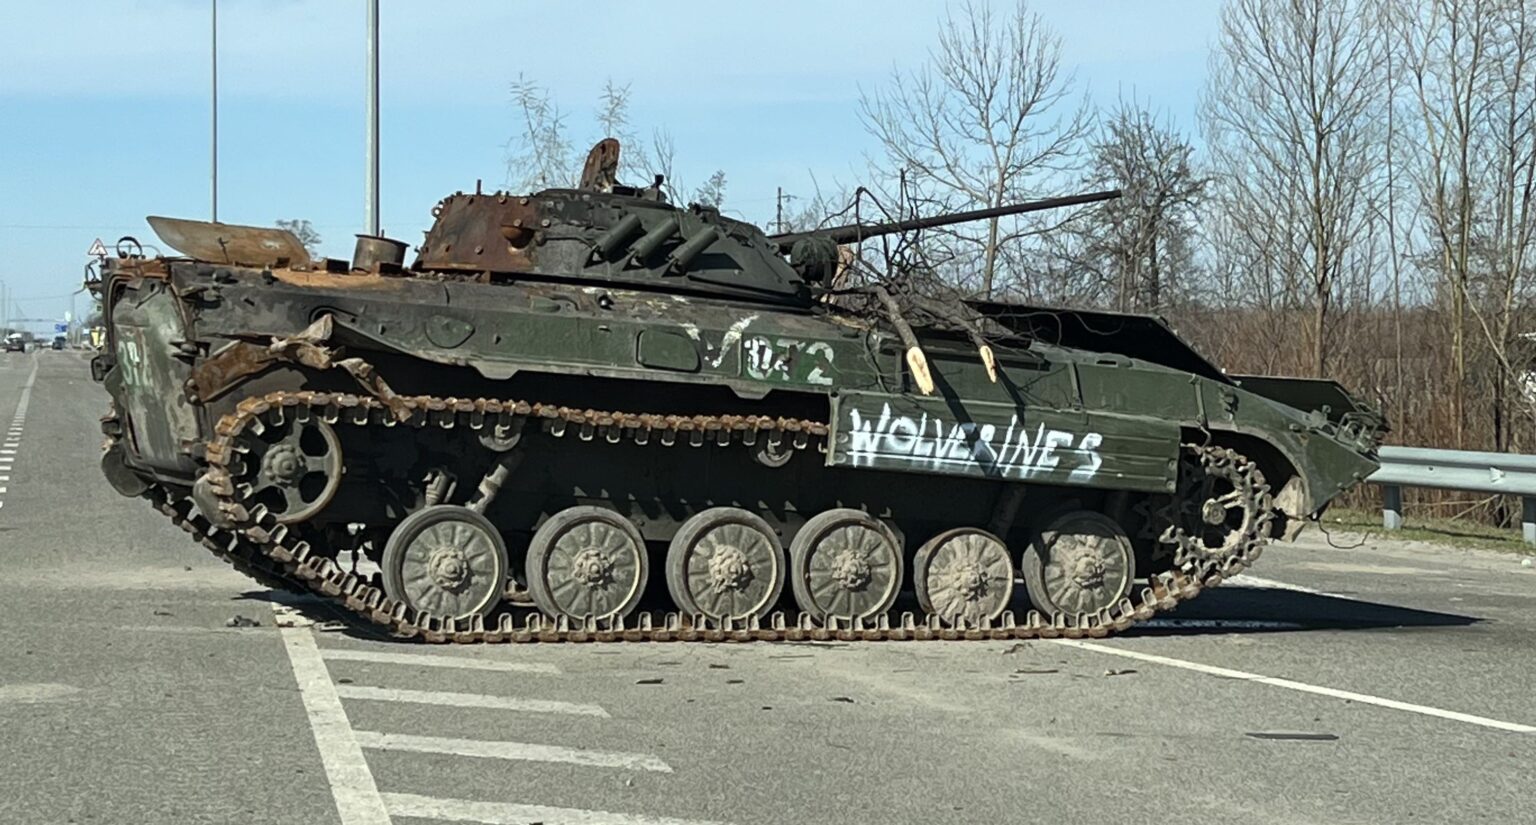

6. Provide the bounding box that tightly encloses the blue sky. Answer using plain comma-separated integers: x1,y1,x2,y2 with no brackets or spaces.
0,0,1221,323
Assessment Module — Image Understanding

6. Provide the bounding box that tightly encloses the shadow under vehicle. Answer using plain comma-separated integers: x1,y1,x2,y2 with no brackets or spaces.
87,140,1386,644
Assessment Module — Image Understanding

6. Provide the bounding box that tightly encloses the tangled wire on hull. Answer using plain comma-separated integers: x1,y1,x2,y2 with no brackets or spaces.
129,391,1274,644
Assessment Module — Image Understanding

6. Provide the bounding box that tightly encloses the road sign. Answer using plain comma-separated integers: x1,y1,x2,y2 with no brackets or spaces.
87,238,107,257
54,323,68,333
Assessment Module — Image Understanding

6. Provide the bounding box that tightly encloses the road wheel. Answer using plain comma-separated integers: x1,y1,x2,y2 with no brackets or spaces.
789,508,902,623
914,528,1014,627
526,506,648,623
1021,510,1135,617
666,507,785,623
381,505,508,620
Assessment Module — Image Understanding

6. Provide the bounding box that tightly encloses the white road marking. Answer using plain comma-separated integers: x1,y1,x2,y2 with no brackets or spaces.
320,647,558,674
382,792,730,825
1139,618,1305,631
0,355,35,515
279,625,392,825
353,731,674,772
1052,639,1536,734
1227,572,1336,597
336,684,609,717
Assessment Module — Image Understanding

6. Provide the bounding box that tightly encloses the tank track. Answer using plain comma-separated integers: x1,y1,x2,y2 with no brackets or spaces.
137,391,1274,644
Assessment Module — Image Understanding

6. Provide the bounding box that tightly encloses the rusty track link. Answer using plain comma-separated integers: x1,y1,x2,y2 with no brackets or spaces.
143,391,1273,644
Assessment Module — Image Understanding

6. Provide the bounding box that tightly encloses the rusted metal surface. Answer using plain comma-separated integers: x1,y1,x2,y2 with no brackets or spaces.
416,194,541,272
147,216,313,268
579,138,621,191
187,341,281,403
268,268,413,291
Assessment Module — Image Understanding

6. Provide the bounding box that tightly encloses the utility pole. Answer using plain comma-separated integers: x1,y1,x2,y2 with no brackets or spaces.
365,0,380,236
775,187,783,234
211,0,219,223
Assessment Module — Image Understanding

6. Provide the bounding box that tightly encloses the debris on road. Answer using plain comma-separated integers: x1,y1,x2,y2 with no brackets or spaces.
636,678,664,685
1103,668,1138,677
224,615,261,628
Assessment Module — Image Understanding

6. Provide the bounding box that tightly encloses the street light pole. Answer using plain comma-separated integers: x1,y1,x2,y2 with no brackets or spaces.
212,0,219,223
365,0,380,236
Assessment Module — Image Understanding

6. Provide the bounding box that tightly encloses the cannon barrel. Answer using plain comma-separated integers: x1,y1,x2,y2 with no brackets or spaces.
768,189,1121,249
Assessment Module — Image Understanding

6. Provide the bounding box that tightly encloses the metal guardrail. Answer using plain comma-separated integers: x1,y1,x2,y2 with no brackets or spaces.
1367,445,1536,545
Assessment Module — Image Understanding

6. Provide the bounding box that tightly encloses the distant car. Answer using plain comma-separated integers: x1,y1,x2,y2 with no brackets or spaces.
3,335,25,353
52,336,67,350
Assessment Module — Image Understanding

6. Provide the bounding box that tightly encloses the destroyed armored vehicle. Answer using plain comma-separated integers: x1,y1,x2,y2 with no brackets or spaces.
88,140,1385,643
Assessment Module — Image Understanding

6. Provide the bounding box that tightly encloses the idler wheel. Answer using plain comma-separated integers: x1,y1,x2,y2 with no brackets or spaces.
789,508,903,624
914,528,1014,627
526,506,648,623
381,505,509,620
1021,510,1135,618
666,507,785,624
232,412,342,524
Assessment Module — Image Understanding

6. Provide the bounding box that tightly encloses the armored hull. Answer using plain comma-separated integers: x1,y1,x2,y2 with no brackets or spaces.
90,157,1383,643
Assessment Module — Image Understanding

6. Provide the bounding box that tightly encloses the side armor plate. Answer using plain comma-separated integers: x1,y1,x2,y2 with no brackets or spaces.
827,390,1179,492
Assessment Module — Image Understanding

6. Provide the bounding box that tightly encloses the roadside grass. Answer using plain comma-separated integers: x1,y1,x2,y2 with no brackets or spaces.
1320,506,1536,556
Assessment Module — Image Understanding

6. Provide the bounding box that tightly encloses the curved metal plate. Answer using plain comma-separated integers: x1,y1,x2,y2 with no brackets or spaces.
147,216,311,267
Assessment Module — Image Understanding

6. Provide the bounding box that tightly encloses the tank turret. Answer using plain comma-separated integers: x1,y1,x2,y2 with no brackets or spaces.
414,140,1121,306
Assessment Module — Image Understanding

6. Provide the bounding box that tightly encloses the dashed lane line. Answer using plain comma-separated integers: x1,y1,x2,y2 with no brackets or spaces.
279,625,393,825
381,792,731,825
0,354,37,516
335,684,609,717
1051,638,1536,734
319,647,559,674
353,731,674,772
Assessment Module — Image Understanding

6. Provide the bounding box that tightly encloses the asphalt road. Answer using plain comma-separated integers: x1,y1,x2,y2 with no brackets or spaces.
1,347,1532,825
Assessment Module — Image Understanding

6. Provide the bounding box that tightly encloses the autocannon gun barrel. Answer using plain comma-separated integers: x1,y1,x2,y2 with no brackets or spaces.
768,189,1122,250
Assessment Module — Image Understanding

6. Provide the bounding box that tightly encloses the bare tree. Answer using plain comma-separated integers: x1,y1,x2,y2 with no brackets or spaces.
1046,102,1207,312
691,170,728,209
1398,0,1536,447
506,76,727,207
275,219,322,256
858,0,1090,298
507,74,573,190
1202,0,1387,377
